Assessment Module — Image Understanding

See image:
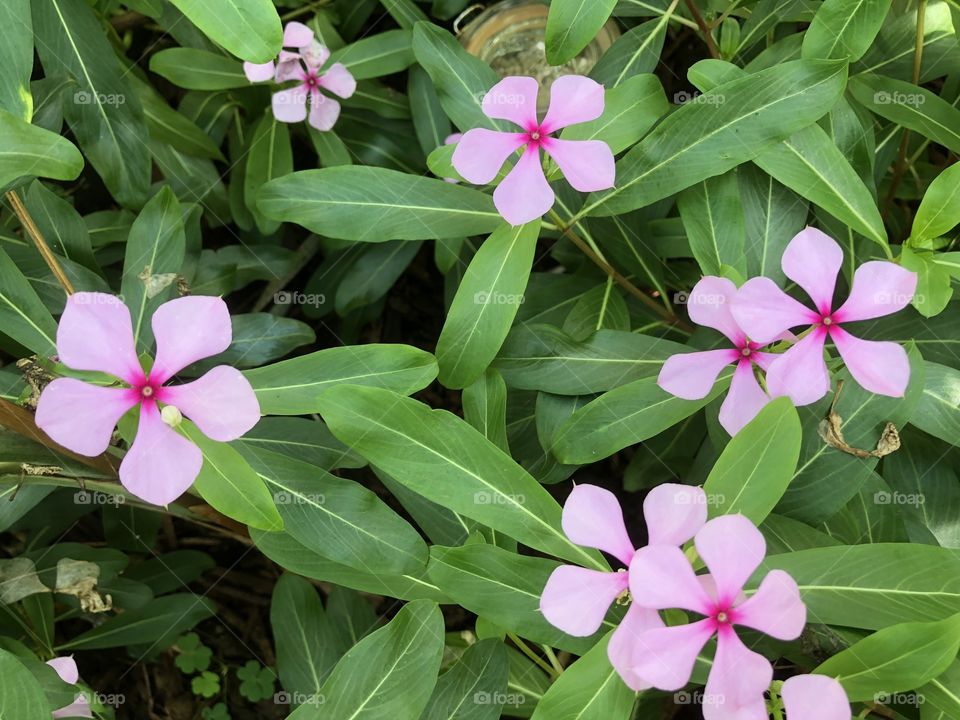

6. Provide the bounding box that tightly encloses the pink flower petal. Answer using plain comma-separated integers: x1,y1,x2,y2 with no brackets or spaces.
750,350,777,372
275,58,304,83
493,146,555,225
733,569,805,640
160,366,260,442
308,93,341,132
451,129,527,185
150,296,233,384
628,545,713,614
694,515,766,607
47,657,79,684
833,261,918,323
272,87,308,123
243,61,275,83
781,675,851,720
119,402,202,506
541,75,605,133
562,484,635,566
444,133,462,145
482,76,539,130
765,328,830,406
283,21,314,48
718,362,771,436
731,278,819,344
52,697,92,720
703,627,773,720
631,619,715,691
658,348,738,400
643,483,708,548
830,327,910,397
781,227,844,314
540,565,627,636
57,293,143,383
302,42,330,70
542,138,614,192
319,63,356,99
607,603,662,691
35,379,138,456
689,277,745,344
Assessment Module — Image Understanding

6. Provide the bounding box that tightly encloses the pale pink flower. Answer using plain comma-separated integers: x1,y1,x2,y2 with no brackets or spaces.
539,483,708,690
629,514,806,719
658,277,776,436
35,293,260,506
443,133,463,183
244,21,356,132
452,75,615,226
46,656,92,719
731,227,917,406
781,675,851,720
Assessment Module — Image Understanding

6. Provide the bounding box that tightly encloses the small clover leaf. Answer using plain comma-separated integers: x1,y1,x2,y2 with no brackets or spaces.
201,702,231,720
191,671,221,699
236,660,276,702
175,632,213,674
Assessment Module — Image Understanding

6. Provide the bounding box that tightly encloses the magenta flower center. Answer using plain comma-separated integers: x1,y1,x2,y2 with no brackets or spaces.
711,605,735,628
525,123,553,148
303,71,320,91
821,315,834,326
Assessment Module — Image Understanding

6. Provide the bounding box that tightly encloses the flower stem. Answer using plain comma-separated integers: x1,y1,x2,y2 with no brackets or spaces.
4,190,75,296
507,632,559,679
684,0,720,58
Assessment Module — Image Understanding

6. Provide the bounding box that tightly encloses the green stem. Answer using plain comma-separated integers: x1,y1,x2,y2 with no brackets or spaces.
507,633,559,679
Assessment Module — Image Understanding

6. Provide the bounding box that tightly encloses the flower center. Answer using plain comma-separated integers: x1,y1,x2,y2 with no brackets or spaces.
304,72,319,89
716,611,728,623
821,315,833,326
140,386,154,398
740,347,751,357
530,131,540,141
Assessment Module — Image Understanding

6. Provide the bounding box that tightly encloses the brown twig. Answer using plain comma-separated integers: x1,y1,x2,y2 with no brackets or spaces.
684,0,720,59
4,190,75,295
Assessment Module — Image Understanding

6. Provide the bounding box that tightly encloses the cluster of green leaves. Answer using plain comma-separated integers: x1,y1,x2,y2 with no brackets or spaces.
1,0,960,718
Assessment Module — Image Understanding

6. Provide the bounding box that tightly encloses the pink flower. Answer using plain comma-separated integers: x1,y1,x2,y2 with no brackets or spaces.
658,277,775,436
443,133,463,184
781,675,851,720
629,514,806,719
35,293,260,506
731,228,917,406
452,75,615,226
243,21,356,132
539,483,708,690
46,656,92,718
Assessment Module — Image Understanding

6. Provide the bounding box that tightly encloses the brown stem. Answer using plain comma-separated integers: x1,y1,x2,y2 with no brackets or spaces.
4,190,75,296
684,0,720,59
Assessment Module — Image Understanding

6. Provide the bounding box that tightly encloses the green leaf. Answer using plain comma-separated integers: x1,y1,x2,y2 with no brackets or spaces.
739,165,808,285
580,59,847,217
802,0,892,62
437,221,539,389
551,374,728,464
330,30,414,80
165,0,281,63
32,0,150,207
334,240,421,314
148,49,249,90
590,17,669,87
258,167,502,241
546,0,617,65
191,313,316,372
244,113,292,234
133,78,225,161
900,246,953,318
421,639,509,720
677,170,746,275
23,181,96,271
427,544,607,654
912,161,960,241
271,574,339,699
921,660,960,718
0,109,82,188
240,447,428,576
0,0,33,120
236,417,365,471
288,600,444,720
409,64,452,156
0,648,50,720
0,245,58,356
703,397,802,524
761,543,960,630
181,422,284,532
315,385,605,569
120,187,186,351
58,593,216,650
379,0,429,28
816,613,960,701
850,74,960,155
463,370,510,454
495,325,687,394
912,361,960,447
411,22,500,131
529,632,635,720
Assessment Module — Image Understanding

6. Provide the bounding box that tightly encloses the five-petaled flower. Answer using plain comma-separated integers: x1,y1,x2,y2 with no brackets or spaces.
781,674,852,720
35,293,260,506
629,514,806,719
244,21,356,131
732,227,917,405
452,75,615,226
658,277,775,435
539,483,708,690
